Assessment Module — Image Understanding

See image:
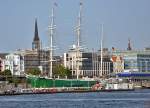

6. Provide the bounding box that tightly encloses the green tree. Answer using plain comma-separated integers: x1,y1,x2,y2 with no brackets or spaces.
27,68,41,76
0,69,12,76
53,64,72,78
11,77,25,87
0,70,24,85
0,69,13,83
65,68,72,78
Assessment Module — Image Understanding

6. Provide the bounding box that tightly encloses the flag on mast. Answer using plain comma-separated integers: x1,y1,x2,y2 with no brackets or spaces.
54,2,58,7
80,2,82,5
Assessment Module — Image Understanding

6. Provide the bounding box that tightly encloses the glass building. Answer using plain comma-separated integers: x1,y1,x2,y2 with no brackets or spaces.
112,49,150,73
64,47,113,78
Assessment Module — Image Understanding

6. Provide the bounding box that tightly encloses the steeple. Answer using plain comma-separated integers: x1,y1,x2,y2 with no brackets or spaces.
127,38,132,51
32,18,40,50
34,18,39,41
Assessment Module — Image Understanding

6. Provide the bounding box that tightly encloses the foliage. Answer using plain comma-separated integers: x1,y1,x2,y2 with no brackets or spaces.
0,70,25,85
53,64,72,78
27,68,41,76
0,69,13,83
0,69,12,76
65,68,72,78
12,77,20,84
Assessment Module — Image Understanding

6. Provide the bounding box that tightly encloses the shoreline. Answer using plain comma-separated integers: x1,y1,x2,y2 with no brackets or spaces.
0,89,135,96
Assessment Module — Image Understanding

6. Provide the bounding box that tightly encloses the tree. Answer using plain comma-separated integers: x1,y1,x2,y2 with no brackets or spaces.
27,68,41,76
0,69,12,83
53,64,72,78
11,77,24,87
0,69,12,76
0,70,24,85
65,68,72,78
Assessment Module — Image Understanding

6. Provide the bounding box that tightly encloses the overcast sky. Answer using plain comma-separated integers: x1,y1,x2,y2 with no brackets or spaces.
0,0,150,54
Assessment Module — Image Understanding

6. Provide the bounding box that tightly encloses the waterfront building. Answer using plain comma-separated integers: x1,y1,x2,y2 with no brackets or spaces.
13,19,49,76
112,49,150,73
18,19,61,77
64,46,113,78
64,45,93,78
112,47,150,87
111,40,150,73
97,48,113,77
111,55,124,73
1,19,49,76
0,53,8,72
15,49,49,76
5,53,24,76
111,41,150,87
0,58,2,72
24,19,49,75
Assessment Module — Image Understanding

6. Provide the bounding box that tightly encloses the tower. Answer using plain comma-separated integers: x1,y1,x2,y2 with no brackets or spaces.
127,38,132,51
32,19,40,50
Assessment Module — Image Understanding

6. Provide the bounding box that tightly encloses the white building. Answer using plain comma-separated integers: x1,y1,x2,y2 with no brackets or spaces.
5,53,24,76
0,58,5,72
0,53,8,72
64,46,113,78
111,55,124,73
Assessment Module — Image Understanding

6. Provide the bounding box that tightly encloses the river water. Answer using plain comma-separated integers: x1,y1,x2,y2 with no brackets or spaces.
0,89,150,108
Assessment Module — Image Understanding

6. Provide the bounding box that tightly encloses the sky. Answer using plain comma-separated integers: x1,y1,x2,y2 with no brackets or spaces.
0,0,150,54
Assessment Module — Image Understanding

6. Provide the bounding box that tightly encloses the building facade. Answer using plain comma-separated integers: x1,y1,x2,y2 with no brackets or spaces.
0,53,9,72
112,49,150,73
0,58,4,72
5,53,24,76
111,55,124,73
15,49,50,76
16,19,61,77
64,46,113,78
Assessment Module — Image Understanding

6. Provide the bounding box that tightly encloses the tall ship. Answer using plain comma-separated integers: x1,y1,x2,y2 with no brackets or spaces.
27,1,98,89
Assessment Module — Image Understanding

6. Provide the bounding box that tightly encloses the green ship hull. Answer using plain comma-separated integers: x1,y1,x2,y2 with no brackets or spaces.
27,76,97,88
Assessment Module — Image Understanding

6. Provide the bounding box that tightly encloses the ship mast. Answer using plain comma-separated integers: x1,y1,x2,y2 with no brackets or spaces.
77,1,82,48
76,1,83,79
100,24,103,77
48,3,56,78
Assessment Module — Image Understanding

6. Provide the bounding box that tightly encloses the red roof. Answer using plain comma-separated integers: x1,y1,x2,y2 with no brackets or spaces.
111,55,123,62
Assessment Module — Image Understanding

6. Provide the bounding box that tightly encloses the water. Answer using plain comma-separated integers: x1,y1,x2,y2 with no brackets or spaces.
0,89,150,108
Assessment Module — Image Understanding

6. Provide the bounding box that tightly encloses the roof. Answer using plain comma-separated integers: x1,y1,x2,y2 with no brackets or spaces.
117,72,150,77
0,53,8,59
111,55,123,62
33,19,40,41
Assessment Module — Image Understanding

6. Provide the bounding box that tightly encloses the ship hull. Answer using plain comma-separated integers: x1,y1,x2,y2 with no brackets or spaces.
27,76,97,88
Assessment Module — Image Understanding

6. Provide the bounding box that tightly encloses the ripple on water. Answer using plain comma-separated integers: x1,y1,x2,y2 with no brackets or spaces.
0,89,150,108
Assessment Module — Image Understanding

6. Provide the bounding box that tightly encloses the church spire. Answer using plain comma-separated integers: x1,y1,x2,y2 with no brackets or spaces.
127,38,132,51
32,18,40,50
34,18,39,41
